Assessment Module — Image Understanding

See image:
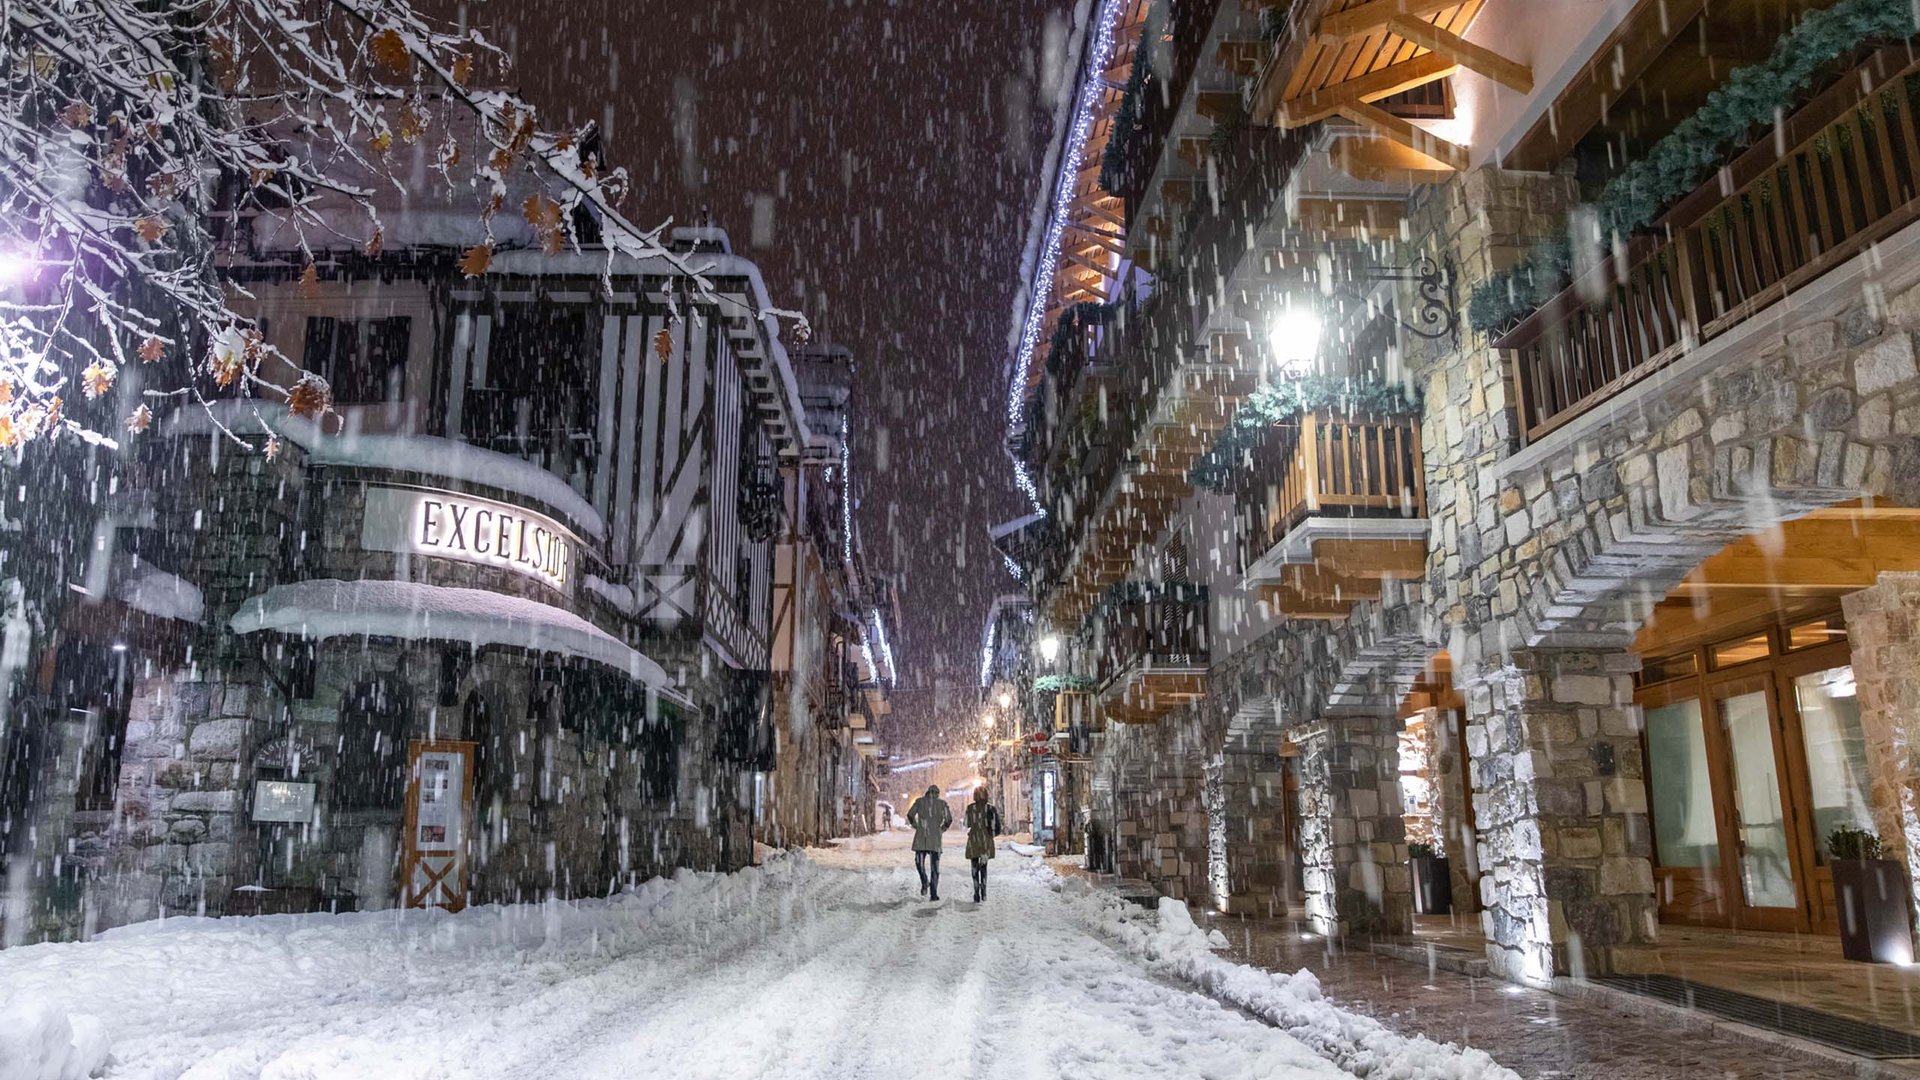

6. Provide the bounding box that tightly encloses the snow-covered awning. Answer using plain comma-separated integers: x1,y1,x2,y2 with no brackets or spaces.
229,579,669,688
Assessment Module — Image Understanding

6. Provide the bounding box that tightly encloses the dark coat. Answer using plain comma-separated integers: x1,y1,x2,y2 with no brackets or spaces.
907,794,952,852
965,801,1001,861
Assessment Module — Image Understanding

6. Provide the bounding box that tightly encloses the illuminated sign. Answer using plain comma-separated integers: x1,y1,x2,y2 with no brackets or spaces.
361,486,577,595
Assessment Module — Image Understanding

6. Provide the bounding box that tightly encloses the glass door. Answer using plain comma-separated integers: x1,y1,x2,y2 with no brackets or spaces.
1775,649,1872,935
1642,688,1728,924
1709,677,1804,930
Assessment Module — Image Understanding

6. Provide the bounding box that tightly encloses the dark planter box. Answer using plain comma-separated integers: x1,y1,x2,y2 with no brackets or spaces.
1834,858,1914,964
1410,855,1452,916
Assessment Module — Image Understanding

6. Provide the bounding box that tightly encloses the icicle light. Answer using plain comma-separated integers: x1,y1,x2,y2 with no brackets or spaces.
1005,0,1124,513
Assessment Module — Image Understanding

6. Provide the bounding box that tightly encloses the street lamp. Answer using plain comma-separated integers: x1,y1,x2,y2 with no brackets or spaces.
996,690,1013,709
1038,635,1062,664
1267,306,1322,379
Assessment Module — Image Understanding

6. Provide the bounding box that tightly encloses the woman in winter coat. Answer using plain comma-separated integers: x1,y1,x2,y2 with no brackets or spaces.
964,787,1002,902
906,785,952,900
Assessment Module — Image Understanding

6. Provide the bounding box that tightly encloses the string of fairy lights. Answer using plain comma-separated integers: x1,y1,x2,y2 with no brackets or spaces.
1005,0,1126,514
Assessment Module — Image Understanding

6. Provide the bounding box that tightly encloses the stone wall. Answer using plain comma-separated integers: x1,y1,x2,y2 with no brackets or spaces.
1841,573,1920,935
1465,649,1654,981
1295,713,1410,937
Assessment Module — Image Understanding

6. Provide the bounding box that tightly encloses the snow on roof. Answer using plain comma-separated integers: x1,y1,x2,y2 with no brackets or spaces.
482,247,814,453
229,579,668,688
116,566,205,623
168,402,606,541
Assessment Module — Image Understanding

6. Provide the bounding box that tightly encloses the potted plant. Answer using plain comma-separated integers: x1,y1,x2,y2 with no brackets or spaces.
1408,841,1452,916
1829,826,1914,964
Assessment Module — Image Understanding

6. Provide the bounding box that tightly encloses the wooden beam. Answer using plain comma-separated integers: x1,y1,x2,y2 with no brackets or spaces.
1062,248,1113,279
1335,101,1469,172
1076,199,1126,229
1278,52,1459,128
1321,0,1464,39
1313,538,1428,579
1064,221,1126,253
1386,15,1533,94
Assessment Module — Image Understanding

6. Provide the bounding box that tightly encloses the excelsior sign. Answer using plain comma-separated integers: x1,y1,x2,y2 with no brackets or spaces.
361,486,577,595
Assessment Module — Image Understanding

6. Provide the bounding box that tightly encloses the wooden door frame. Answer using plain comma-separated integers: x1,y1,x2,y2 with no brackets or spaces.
1702,669,1807,932
1638,678,1729,927
1770,639,1858,935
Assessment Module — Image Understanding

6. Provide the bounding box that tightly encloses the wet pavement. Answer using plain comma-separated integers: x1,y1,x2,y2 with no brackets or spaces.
1207,915,1908,1080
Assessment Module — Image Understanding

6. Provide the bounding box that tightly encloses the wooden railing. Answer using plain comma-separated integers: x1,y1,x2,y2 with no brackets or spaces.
1499,46,1920,445
1246,412,1426,558
1097,593,1210,692
1115,0,1228,225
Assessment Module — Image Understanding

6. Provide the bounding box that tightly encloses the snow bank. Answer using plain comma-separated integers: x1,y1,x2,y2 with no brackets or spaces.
1047,870,1522,1080
0,853,813,1080
0,1000,109,1080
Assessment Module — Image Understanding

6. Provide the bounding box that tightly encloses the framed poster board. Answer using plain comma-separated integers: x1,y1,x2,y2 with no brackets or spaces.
400,739,475,911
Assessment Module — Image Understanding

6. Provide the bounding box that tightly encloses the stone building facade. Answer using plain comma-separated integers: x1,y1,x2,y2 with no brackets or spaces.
1,226,892,944
1006,0,1920,988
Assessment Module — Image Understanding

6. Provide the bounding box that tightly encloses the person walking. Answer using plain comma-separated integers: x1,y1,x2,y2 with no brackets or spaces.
906,785,951,900
964,787,1002,902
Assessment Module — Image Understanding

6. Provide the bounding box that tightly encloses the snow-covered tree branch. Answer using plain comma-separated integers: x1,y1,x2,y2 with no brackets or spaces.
0,0,807,451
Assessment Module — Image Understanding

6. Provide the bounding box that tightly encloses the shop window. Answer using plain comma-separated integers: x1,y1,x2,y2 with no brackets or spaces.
463,305,597,499
302,316,410,404
331,676,411,812
639,700,681,801
1794,666,1873,861
1645,698,1719,869
51,642,133,812
1709,633,1771,669
1787,615,1848,651
1639,651,1697,686
467,690,508,809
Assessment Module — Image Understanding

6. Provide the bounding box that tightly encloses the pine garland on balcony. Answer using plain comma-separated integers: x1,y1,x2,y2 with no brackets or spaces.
1043,300,1119,377
1094,580,1207,611
1467,0,1919,335
1033,674,1097,694
1099,2,1164,197
1189,375,1423,493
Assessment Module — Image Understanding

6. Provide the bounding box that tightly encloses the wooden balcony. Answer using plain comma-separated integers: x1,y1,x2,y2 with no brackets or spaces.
1239,411,1428,617
1096,592,1210,725
1497,46,1920,446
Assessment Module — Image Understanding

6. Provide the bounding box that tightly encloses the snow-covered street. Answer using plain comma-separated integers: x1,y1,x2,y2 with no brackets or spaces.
0,832,1511,1080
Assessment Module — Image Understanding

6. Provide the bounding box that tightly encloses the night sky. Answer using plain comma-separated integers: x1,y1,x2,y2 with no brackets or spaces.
477,0,1073,753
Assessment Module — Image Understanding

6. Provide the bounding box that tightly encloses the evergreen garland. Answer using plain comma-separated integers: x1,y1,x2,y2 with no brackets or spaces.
1093,580,1207,612
1468,0,1919,334
1189,375,1423,493
1259,5,1289,46
1100,2,1163,197
1044,300,1119,377
1033,674,1097,694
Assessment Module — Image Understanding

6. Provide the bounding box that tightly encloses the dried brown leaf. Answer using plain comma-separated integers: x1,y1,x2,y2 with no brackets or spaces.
457,244,493,278
368,29,411,75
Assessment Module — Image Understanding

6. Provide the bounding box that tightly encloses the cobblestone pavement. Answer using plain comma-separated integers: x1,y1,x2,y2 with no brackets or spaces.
1207,915,1904,1080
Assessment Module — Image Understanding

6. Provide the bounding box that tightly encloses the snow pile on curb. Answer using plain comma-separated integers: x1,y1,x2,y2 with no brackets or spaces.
0,852,814,1080
1048,871,1520,1080
0,1001,108,1080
